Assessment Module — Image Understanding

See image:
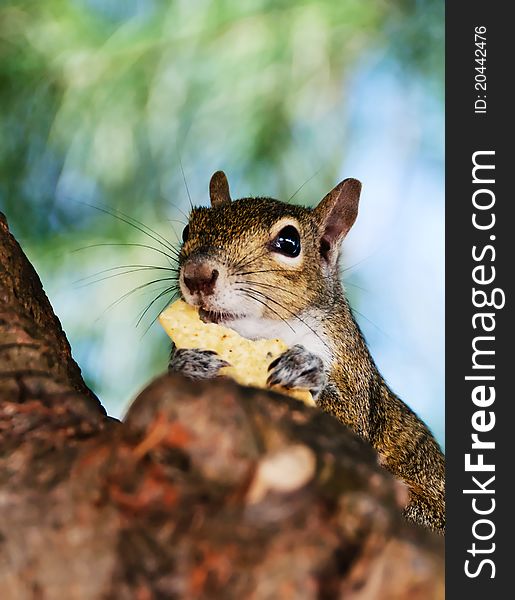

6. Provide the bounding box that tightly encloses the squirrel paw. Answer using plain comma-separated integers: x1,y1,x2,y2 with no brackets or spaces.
267,344,326,399
168,348,230,380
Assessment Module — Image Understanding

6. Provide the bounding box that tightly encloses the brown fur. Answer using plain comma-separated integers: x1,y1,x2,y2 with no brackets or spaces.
180,174,445,534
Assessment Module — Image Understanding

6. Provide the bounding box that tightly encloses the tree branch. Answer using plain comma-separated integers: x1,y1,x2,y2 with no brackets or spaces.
0,211,443,599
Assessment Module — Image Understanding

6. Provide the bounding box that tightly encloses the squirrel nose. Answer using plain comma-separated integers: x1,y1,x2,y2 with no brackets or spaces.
183,263,219,296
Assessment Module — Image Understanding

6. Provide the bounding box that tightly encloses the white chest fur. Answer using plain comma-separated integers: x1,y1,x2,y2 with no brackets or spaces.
228,315,333,370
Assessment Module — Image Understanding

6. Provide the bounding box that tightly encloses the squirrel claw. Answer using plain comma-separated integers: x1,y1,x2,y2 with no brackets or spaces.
266,375,282,387
267,356,281,371
169,348,230,380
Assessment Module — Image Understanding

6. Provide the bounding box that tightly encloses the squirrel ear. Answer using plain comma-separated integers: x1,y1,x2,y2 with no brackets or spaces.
209,171,232,207
315,178,361,263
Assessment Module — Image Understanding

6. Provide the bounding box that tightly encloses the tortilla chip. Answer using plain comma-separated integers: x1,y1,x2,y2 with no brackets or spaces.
159,300,315,406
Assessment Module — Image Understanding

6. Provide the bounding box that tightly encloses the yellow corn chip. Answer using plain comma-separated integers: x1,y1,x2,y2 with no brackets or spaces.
159,300,315,406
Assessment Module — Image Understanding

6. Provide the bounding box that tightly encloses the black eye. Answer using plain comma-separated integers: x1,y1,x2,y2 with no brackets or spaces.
272,225,301,257
182,225,189,243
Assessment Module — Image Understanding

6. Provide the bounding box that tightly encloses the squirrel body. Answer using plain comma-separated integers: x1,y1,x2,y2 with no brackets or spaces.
169,171,445,533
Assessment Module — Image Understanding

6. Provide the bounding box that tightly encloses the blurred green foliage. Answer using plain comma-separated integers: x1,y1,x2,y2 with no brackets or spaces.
0,0,443,416
1,0,442,239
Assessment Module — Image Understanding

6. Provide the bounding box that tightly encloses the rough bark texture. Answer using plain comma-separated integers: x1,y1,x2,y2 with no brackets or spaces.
0,211,444,599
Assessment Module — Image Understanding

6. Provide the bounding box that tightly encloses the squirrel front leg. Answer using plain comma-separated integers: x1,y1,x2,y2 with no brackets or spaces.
169,348,229,380
317,382,371,439
267,345,327,399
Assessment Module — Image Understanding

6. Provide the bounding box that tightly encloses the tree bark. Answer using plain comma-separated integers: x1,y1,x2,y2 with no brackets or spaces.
0,212,443,599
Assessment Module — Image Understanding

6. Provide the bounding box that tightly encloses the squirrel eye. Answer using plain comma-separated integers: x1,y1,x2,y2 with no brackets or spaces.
181,225,190,243
272,225,301,258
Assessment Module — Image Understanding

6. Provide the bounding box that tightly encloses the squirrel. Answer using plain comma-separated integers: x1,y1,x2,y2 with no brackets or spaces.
168,171,445,534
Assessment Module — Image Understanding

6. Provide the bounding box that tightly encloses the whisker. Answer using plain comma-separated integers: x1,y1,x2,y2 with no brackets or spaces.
237,268,370,296
81,202,179,257
235,279,300,300
165,219,187,246
235,269,287,277
235,288,296,333
244,276,372,301
242,285,306,316
78,271,178,289
231,247,263,272
136,286,178,328
179,155,193,210
72,242,179,265
287,167,322,203
342,280,370,294
104,205,180,257
232,246,273,272
96,277,179,321
350,307,390,340
238,274,376,342
239,285,330,351
167,218,188,227
139,289,181,337
340,254,374,274
75,265,176,286
168,203,191,224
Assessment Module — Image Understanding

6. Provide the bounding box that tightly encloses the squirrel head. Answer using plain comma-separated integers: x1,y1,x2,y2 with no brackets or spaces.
178,171,361,324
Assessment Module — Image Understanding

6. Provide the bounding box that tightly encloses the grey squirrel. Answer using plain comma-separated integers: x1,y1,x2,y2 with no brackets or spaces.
169,171,445,534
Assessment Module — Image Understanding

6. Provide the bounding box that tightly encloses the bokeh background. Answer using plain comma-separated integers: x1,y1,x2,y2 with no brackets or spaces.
0,0,444,445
